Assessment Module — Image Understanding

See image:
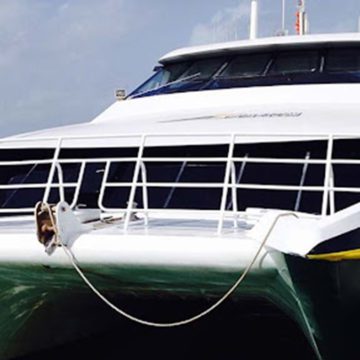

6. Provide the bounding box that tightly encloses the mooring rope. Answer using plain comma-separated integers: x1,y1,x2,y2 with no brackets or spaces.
43,203,297,328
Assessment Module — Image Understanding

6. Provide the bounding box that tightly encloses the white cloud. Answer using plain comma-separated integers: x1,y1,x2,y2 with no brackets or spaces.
0,0,130,66
189,3,250,45
0,0,139,136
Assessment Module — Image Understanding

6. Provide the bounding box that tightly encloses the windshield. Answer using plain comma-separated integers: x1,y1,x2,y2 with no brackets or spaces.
128,45,360,98
129,57,227,97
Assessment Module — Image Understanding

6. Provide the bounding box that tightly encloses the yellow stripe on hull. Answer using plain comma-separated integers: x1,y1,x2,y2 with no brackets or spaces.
308,249,360,261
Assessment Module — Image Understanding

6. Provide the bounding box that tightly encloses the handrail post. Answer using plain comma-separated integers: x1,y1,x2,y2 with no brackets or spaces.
230,162,238,228
140,161,149,226
43,138,62,203
217,134,236,235
321,135,334,217
69,161,86,209
294,151,310,212
97,160,111,211
55,163,65,202
124,135,147,231
329,166,335,215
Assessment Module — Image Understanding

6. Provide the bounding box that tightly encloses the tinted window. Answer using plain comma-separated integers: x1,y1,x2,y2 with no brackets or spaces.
326,48,360,73
130,45,360,98
220,53,270,78
131,62,189,95
268,50,319,75
178,57,226,80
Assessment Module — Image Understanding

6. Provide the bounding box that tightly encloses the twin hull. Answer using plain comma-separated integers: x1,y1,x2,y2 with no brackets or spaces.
0,218,359,360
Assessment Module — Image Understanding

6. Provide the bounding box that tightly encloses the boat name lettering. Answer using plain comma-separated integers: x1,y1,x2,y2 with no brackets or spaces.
236,112,303,119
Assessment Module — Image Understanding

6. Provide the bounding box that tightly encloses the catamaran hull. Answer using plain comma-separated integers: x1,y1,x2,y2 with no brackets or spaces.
2,220,360,359
0,256,309,359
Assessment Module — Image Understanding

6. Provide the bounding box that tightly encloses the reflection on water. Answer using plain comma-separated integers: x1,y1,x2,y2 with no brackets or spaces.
18,298,316,360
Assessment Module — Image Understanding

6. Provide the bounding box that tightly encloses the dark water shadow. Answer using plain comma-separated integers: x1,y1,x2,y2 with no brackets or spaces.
18,298,316,360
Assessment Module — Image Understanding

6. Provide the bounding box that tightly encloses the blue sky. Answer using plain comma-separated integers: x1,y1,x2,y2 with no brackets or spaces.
1,0,359,136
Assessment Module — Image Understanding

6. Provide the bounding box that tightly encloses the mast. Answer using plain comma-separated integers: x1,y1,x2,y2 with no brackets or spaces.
249,0,258,40
295,0,308,35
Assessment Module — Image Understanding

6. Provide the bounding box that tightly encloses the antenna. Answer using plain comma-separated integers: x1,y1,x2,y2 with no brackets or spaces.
249,0,258,40
282,0,286,32
277,0,288,36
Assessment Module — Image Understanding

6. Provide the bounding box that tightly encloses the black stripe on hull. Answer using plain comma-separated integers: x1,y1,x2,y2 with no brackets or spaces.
286,253,360,360
310,227,360,255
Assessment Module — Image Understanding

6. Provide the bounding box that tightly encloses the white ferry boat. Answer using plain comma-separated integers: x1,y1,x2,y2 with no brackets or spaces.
1,5,360,359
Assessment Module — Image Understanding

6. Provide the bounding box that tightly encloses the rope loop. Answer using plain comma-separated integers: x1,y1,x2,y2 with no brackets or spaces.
43,202,297,328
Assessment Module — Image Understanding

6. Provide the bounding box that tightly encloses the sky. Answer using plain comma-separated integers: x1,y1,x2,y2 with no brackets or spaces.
0,0,359,136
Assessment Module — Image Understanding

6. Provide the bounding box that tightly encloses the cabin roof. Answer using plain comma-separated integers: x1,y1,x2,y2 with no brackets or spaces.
160,33,360,63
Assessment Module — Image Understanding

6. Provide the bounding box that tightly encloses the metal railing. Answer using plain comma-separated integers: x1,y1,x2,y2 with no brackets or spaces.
0,132,359,233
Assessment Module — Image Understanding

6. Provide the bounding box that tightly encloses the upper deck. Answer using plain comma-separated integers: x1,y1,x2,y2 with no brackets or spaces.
129,33,360,99
160,33,360,63
4,33,360,148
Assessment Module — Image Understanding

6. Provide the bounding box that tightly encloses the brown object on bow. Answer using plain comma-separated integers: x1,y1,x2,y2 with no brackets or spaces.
35,202,57,247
